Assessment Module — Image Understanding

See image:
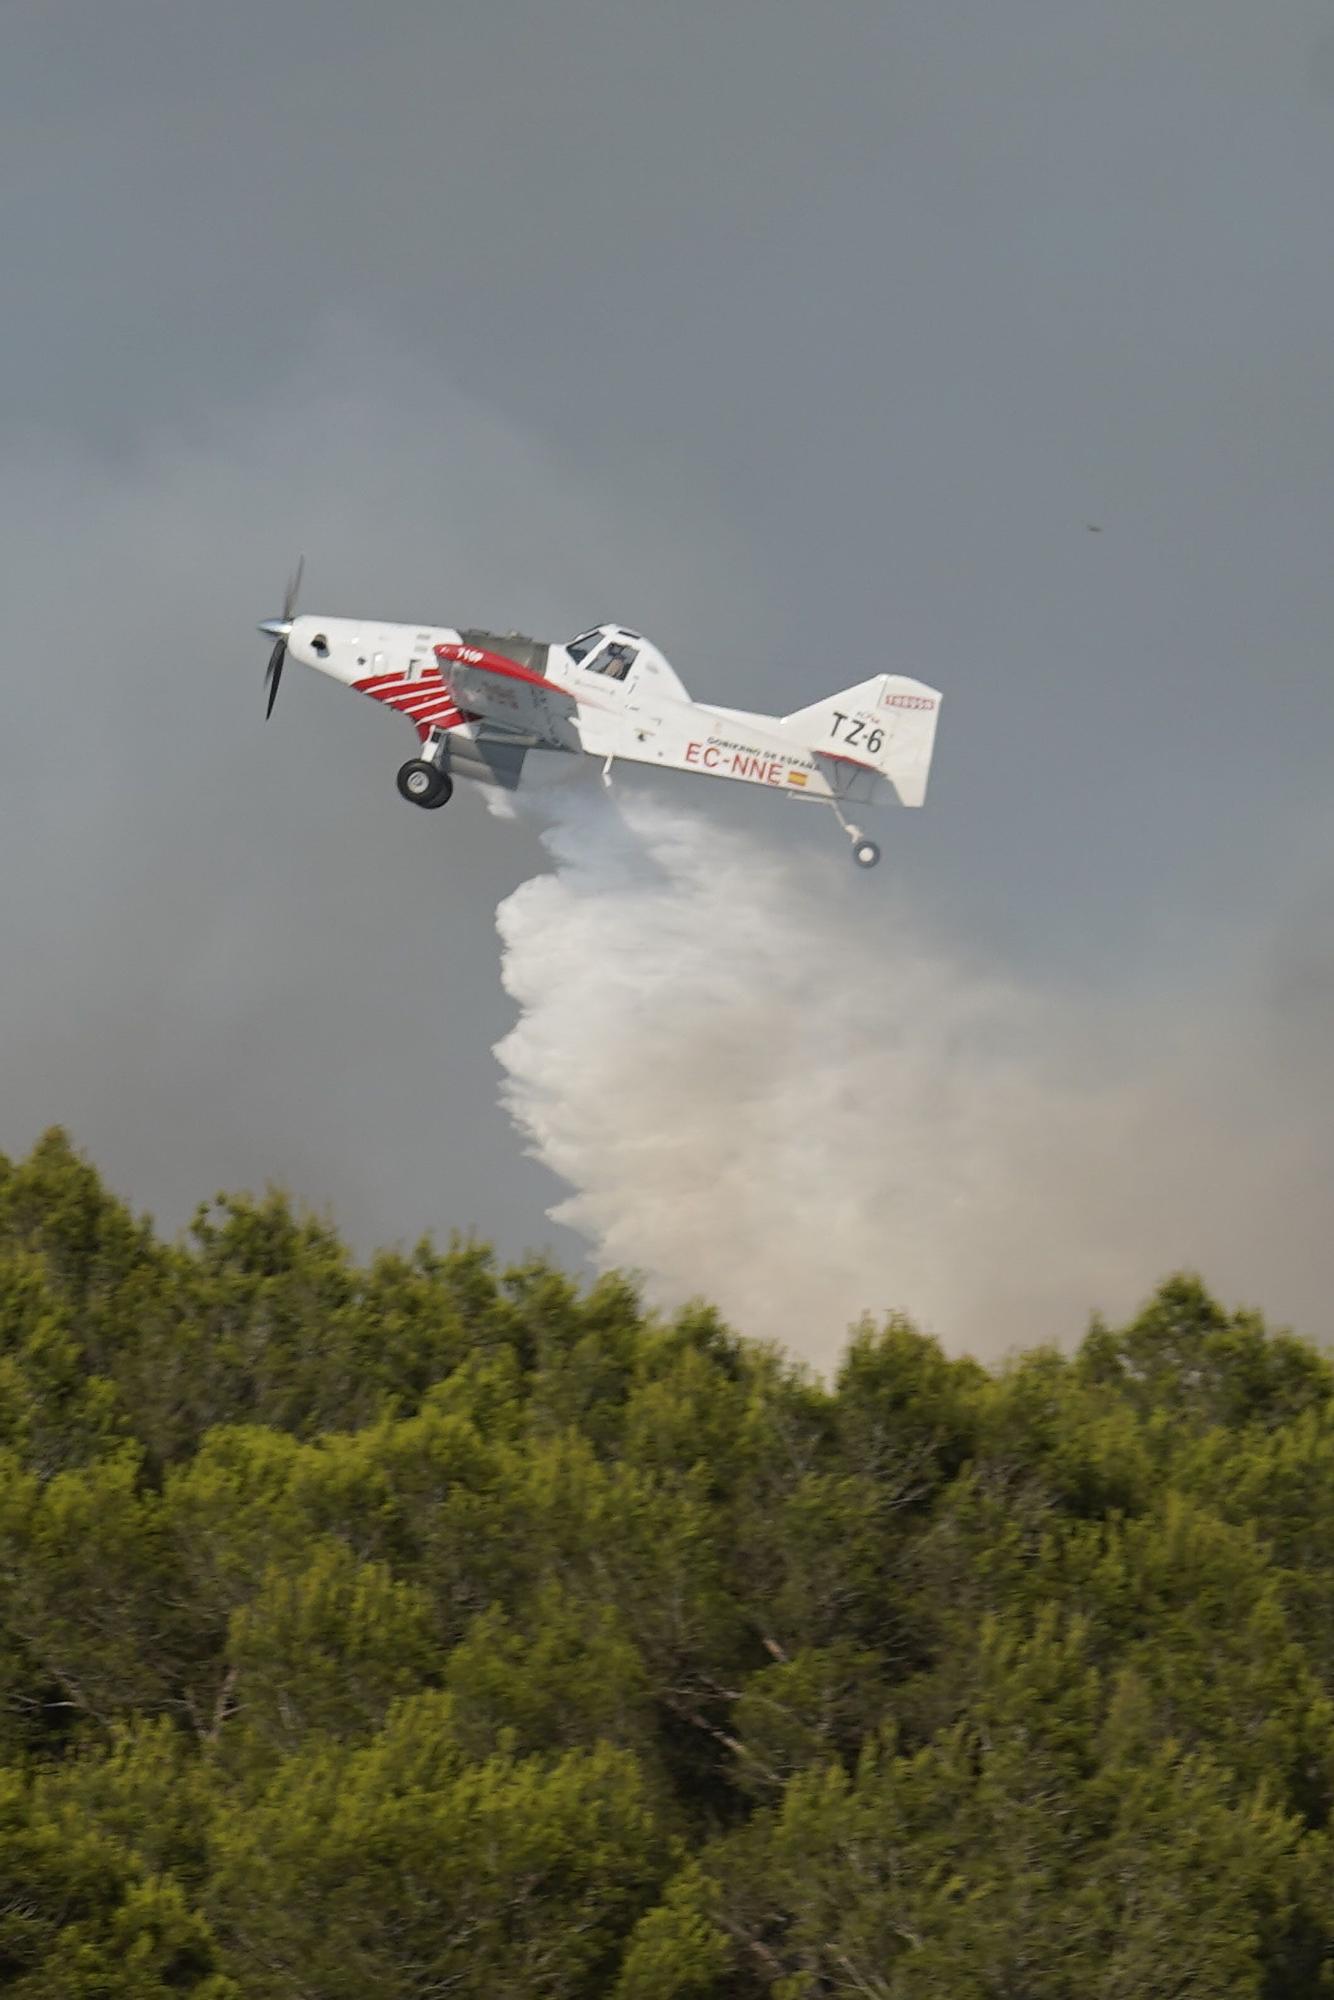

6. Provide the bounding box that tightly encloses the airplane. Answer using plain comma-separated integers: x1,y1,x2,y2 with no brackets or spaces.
257,565,942,867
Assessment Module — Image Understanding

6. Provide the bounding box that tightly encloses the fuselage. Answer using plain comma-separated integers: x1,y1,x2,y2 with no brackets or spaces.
283,614,888,807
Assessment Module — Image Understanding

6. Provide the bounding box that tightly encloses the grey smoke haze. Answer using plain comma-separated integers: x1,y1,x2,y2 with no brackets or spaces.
0,336,765,1254
2,1,1333,1360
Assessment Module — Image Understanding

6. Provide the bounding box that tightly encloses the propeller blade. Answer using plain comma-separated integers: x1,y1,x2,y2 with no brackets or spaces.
282,556,304,624
264,637,286,719
259,558,301,718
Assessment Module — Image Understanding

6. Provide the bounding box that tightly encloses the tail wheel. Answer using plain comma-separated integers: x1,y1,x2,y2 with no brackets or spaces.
397,759,453,808
852,838,880,869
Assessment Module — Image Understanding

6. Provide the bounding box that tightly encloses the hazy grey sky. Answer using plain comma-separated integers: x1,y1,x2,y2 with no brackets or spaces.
3,2,1332,1355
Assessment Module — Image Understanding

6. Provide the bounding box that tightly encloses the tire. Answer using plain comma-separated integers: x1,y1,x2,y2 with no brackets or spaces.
397,760,451,808
852,838,880,869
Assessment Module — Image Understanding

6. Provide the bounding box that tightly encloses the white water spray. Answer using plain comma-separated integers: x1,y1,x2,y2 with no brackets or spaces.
493,788,1323,1368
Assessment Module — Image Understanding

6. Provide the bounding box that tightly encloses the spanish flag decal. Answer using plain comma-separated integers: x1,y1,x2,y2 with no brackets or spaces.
787,770,808,788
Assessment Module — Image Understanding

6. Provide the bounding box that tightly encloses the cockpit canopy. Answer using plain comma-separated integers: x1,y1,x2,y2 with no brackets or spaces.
563,623,689,701
566,624,642,681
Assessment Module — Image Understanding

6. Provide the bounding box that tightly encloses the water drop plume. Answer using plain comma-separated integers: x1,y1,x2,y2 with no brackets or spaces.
494,787,1324,1368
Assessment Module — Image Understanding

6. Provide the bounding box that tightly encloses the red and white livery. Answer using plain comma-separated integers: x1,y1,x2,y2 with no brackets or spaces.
258,578,942,867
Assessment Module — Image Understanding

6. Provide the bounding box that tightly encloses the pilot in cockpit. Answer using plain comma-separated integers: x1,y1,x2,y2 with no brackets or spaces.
592,641,636,681
567,629,638,682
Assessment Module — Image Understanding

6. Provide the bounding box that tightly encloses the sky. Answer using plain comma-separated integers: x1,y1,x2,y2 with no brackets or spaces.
2,1,1332,1362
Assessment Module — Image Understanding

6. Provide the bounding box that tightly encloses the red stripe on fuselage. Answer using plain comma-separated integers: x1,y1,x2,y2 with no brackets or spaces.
353,668,468,735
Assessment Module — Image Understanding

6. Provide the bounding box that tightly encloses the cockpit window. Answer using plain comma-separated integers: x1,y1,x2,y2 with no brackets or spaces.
566,630,603,664
585,640,638,682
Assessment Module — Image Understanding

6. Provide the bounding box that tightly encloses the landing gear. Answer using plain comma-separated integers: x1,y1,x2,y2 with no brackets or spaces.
829,799,881,869
396,759,453,809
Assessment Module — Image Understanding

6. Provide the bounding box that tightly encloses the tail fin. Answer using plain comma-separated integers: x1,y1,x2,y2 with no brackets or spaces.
782,674,942,807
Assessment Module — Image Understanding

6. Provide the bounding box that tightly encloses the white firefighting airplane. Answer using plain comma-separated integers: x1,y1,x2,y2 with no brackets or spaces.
258,567,941,866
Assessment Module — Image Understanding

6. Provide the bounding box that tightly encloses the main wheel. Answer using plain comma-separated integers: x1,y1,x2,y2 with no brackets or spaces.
396,760,452,808
852,838,881,869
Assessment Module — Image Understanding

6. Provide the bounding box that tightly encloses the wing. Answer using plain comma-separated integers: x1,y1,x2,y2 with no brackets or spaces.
353,660,474,744
436,642,582,751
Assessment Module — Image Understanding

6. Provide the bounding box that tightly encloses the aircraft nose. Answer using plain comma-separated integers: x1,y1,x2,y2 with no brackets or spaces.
258,618,293,641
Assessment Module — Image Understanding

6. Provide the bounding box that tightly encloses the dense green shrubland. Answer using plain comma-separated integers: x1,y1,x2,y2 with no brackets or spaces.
0,1128,1331,1995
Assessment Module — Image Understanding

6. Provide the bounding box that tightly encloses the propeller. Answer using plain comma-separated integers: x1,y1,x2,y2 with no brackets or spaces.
259,557,304,718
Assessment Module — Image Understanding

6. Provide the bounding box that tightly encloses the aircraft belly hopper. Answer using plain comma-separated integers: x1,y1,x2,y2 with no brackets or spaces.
258,577,941,867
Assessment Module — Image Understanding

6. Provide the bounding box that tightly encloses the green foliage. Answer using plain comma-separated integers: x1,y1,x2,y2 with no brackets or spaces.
698,1647,1305,2000
443,1583,653,1761
0,1762,233,1997
615,1864,731,1999
3,1131,1334,1992
206,1700,666,1998
227,1542,440,1752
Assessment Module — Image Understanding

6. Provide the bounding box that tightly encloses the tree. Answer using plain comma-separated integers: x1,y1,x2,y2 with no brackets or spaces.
0,1763,233,1998
686,1614,1308,2000
3,1136,1334,1993
207,1697,667,1998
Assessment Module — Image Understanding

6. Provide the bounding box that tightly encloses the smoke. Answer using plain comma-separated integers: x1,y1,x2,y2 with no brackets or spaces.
494,786,1329,1369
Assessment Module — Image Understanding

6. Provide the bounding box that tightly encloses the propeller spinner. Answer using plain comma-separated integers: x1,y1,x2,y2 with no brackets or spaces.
259,558,304,718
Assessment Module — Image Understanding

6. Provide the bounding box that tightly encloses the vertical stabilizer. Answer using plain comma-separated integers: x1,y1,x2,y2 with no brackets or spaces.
782,674,942,806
